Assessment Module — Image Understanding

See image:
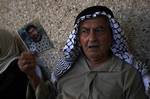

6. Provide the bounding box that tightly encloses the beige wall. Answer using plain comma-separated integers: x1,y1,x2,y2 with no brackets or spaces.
0,0,150,68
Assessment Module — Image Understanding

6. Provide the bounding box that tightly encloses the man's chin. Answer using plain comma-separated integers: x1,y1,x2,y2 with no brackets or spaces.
33,36,42,42
87,52,101,58
33,39,40,42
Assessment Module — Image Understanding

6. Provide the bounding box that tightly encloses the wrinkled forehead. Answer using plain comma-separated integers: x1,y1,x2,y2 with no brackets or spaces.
79,15,110,27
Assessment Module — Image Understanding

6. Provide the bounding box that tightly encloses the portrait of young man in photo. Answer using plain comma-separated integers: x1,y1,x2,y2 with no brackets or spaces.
18,21,53,54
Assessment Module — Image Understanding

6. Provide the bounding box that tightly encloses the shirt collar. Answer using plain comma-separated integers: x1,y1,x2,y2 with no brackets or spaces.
82,55,122,72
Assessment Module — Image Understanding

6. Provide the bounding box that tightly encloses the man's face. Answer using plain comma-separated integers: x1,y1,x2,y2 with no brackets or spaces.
27,27,41,42
79,16,112,60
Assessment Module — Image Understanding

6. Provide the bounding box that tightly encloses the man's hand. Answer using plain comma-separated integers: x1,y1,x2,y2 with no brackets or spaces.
18,52,36,76
18,51,40,89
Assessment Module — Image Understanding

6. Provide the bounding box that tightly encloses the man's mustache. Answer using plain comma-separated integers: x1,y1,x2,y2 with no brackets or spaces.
88,43,99,48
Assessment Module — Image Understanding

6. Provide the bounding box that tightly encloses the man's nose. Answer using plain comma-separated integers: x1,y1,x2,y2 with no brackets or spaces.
89,29,97,41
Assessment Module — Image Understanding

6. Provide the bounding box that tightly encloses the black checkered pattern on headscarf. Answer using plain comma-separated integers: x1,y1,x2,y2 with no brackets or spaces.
51,8,149,92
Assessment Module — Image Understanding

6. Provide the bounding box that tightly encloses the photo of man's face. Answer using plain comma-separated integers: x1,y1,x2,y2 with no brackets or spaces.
18,20,53,53
26,25,42,42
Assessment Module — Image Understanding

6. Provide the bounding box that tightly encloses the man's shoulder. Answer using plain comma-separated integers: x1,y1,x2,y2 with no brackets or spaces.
113,56,139,74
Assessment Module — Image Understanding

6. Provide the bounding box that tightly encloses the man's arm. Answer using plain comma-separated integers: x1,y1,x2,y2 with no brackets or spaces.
18,52,57,99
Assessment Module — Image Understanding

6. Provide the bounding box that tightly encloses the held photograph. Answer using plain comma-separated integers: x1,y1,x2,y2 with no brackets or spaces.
18,20,53,54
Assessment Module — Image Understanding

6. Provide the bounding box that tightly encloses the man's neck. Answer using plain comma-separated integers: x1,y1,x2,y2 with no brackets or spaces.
86,53,112,69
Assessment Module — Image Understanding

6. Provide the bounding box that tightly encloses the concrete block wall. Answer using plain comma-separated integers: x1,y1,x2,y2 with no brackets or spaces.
0,0,150,68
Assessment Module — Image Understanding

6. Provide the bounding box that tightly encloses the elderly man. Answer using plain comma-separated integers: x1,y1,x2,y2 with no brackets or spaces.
18,6,148,99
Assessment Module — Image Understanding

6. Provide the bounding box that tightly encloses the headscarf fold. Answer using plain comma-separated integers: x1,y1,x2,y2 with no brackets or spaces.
0,29,26,74
52,6,149,92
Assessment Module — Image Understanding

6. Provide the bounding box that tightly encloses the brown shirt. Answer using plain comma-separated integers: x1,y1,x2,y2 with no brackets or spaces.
57,55,147,99
27,55,148,99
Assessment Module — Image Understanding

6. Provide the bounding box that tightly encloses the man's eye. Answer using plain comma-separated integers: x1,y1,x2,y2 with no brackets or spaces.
79,28,89,34
94,28,104,33
80,29,87,33
79,28,89,37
